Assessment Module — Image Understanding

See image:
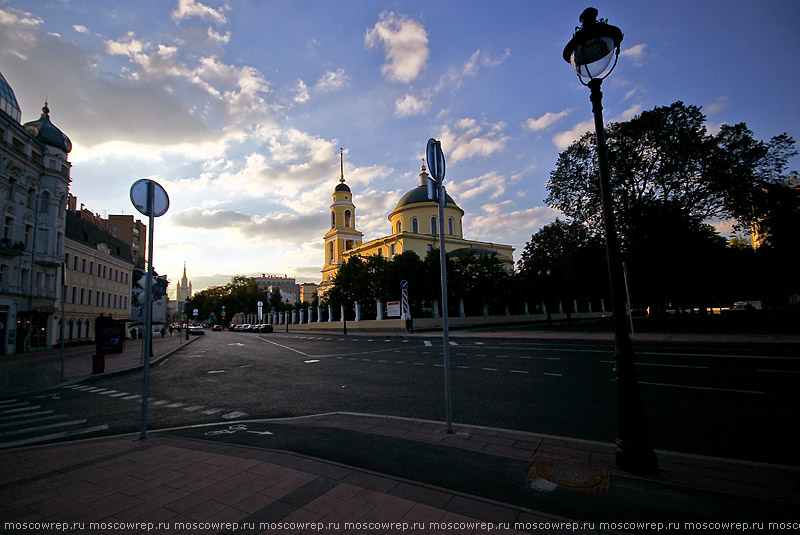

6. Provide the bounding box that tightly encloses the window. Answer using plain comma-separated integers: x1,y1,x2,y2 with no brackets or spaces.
89,262,94,275
430,217,438,235
80,288,85,305
82,259,86,273
65,253,70,268
88,290,92,305
328,242,334,263
427,244,433,252
390,244,396,256
71,286,77,304
331,211,336,228
411,218,419,234
396,221,402,234
24,225,33,249
0,264,7,285
39,191,50,214
377,248,383,256
448,217,454,236
344,210,352,228
3,216,14,240
73,256,79,270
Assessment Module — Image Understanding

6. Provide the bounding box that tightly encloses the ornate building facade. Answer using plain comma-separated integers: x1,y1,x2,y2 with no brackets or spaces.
1,71,72,354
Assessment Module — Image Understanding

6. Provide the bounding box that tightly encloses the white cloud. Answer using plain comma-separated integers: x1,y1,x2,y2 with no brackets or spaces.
73,24,89,34
447,171,506,202
705,96,729,114
394,93,430,117
525,109,572,132
621,43,647,66
462,48,510,77
465,206,562,247
294,79,310,103
314,68,349,92
365,11,429,84
438,118,509,163
172,0,228,25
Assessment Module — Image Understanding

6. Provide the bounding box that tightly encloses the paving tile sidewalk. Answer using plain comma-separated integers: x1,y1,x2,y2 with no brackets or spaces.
273,412,800,504
0,334,197,397
1,433,588,535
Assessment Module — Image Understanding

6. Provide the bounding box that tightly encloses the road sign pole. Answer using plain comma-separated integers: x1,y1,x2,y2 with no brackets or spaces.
140,181,155,440
427,138,453,434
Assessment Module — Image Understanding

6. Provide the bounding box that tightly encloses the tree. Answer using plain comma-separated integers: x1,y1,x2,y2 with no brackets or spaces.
546,102,793,241
517,219,607,316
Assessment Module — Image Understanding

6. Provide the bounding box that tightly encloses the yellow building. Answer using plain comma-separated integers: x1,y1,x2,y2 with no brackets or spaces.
318,162,514,299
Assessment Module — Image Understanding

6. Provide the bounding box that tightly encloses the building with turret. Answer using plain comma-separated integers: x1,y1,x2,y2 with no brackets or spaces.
317,157,514,300
1,71,72,354
176,263,192,304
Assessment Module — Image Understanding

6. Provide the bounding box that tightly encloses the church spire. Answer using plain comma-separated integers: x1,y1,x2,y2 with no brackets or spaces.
339,147,345,184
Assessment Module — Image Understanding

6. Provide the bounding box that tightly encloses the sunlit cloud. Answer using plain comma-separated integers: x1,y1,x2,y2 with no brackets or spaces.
395,93,430,117
621,43,647,66
525,109,572,132
172,0,228,25
365,11,429,84
438,118,509,162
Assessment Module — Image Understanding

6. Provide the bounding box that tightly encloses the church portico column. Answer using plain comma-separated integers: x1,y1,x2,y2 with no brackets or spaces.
300,310,305,324
340,305,346,323
318,306,323,322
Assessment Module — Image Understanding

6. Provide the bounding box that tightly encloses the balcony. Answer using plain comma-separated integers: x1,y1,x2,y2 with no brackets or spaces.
0,239,25,257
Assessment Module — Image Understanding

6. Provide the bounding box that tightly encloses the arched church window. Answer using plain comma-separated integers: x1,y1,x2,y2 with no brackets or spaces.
411,218,419,234
331,212,335,229
448,217,454,235
344,210,352,228
396,221,402,234
430,216,438,235
328,242,334,263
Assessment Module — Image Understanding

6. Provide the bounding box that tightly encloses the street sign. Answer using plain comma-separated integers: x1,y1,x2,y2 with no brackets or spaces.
426,138,446,181
401,280,408,290
130,179,170,218
387,301,401,317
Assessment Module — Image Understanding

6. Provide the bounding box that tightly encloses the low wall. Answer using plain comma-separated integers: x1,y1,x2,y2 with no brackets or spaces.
284,311,607,333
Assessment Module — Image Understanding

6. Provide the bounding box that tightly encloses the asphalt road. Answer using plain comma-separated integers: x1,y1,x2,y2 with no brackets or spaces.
2,330,798,465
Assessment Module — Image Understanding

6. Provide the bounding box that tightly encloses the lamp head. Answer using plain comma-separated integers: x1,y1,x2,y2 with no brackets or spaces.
563,7,623,83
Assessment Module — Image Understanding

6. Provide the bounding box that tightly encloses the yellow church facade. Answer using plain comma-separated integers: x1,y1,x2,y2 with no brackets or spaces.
318,162,514,300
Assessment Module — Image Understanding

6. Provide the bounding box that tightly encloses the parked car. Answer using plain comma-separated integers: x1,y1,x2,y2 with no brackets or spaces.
259,324,273,333
189,325,205,335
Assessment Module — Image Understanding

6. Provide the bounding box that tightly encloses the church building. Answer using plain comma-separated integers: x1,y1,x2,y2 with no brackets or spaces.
318,158,514,299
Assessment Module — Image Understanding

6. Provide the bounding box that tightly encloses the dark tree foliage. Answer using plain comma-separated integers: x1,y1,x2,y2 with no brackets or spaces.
545,100,797,311
546,102,794,239
517,219,608,314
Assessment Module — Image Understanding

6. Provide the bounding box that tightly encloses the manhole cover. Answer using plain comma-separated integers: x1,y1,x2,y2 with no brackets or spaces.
526,459,610,495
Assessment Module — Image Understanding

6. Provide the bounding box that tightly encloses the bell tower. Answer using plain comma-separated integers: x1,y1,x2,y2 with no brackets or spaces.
319,149,362,294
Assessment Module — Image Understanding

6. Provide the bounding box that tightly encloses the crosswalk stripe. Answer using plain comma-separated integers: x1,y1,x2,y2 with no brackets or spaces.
0,419,87,438
0,425,109,450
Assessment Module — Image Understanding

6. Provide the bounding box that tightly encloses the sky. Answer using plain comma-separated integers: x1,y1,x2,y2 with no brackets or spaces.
1,0,798,296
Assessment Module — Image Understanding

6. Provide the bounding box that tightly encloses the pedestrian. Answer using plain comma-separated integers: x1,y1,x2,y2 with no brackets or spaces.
169,325,174,336
160,326,165,338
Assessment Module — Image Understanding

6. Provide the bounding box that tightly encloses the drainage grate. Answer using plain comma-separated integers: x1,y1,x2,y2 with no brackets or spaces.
526,458,611,495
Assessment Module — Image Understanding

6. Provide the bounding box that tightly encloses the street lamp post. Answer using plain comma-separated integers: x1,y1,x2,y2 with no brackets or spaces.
563,7,657,474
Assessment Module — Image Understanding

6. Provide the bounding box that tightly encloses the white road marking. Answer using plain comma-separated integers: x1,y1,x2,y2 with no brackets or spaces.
109,392,130,397
0,424,108,450
511,370,528,374
600,360,708,369
183,406,205,412
0,410,54,421
0,419,88,438
638,381,765,395
424,341,433,347
1,406,41,415
0,415,67,428
543,373,563,377
201,408,225,415
222,411,248,419
756,369,800,374
482,368,498,371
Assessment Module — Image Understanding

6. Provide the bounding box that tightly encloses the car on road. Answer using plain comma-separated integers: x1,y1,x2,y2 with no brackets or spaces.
258,324,273,333
189,325,205,335
212,324,223,331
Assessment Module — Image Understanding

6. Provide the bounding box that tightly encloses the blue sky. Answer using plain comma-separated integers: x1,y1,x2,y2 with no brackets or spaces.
1,0,798,295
